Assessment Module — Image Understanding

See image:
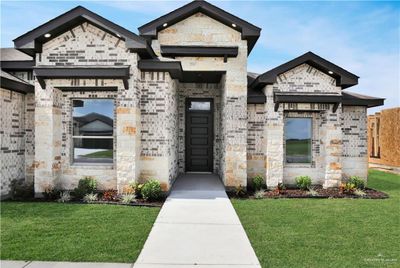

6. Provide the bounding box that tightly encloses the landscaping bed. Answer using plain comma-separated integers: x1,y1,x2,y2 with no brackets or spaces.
232,186,388,199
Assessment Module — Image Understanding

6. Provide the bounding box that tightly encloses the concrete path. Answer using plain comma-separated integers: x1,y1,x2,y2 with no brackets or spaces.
134,174,260,268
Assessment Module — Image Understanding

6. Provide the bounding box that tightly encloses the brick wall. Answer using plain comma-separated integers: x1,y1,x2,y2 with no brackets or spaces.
0,88,26,197
247,104,265,184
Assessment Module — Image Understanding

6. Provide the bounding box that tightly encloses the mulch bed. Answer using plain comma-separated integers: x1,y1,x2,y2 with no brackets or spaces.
229,186,389,199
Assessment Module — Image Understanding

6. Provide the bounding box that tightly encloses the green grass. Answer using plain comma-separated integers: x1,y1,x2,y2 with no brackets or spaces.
232,170,400,268
0,203,159,262
82,150,113,158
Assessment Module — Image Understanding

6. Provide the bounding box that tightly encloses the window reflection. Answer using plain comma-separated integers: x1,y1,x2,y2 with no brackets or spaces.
285,118,312,163
72,99,114,163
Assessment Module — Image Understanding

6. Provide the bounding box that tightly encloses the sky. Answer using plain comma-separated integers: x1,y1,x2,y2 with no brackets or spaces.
1,0,399,114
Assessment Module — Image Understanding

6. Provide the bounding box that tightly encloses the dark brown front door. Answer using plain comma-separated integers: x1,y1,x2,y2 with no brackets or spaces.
185,98,213,172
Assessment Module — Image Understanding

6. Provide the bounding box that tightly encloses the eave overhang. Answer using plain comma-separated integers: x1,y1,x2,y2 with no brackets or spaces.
273,92,342,112
160,45,238,62
138,0,261,54
33,65,130,89
0,60,35,71
248,87,266,104
342,91,384,108
13,6,156,59
251,52,359,90
0,75,34,94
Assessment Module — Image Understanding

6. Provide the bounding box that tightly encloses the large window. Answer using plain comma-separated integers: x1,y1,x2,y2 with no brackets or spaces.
72,99,114,163
285,118,312,163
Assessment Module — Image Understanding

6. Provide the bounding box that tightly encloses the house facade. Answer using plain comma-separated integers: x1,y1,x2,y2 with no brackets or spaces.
0,0,384,197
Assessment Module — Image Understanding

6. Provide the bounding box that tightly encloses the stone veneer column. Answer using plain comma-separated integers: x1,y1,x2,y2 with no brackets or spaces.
221,71,248,189
34,82,62,196
116,61,141,192
264,86,284,188
322,106,343,188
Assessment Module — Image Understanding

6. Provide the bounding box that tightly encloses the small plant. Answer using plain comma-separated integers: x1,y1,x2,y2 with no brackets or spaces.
122,184,135,195
142,180,162,201
121,194,136,204
348,176,365,189
295,176,312,190
252,175,264,191
339,182,356,194
10,179,34,200
73,176,97,199
58,191,71,203
275,182,286,194
254,190,264,199
102,189,118,201
235,185,246,197
83,193,98,203
354,188,367,197
42,185,60,200
129,181,144,198
308,188,319,197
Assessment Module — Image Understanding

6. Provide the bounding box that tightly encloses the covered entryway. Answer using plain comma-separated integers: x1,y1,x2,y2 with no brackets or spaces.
185,98,213,172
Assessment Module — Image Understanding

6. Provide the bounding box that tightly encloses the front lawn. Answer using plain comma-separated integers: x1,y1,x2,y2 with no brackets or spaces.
0,203,159,263
232,170,400,268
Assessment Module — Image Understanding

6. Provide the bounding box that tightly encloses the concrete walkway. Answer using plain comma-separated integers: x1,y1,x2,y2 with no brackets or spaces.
134,173,261,268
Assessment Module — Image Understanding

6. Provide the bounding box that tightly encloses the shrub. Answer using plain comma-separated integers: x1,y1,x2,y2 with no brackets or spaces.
10,179,34,200
295,176,312,190
142,180,162,201
252,175,264,191
235,185,246,197
308,188,319,197
348,176,365,189
42,185,60,200
354,188,366,197
102,189,118,201
83,193,98,203
122,184,135,195
58,191,71,203
254,190,264,199
73,176,97,199
340,182,356,194
121,194,136,204
129,181,144,198
276,182,286,194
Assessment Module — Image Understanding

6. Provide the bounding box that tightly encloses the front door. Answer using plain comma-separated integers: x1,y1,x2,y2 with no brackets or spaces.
185,98,213,172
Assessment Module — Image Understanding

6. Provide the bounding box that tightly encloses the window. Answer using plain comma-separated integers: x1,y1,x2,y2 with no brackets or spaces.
72,99,114,163
188,100,211,111
285,118,312,163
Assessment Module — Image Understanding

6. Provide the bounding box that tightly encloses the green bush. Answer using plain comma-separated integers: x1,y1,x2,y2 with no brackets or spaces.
129,181,144,198
73,176,97,199
295,176,312,190
252,175,264,191
348,176,365,189
141,180,162,201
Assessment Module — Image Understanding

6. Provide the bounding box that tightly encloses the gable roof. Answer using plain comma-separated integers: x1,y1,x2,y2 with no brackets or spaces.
74,112,113,127
250,51,359,89
138,0,261,54
13,6,155,59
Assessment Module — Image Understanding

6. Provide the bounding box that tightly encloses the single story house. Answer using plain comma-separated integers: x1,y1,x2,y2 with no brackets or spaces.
0,0,384,197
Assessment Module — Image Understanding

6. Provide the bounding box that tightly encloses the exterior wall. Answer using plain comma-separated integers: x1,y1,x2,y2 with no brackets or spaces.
341,106,368,180
33,22,140,194
247,104,265,185
368,108,400,168
155,13,248,188
139,71,178,191
262,64,343,188
0,88,26,197
177,83,222,174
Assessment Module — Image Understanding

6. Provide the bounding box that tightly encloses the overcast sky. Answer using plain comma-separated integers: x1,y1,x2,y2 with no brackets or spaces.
1,0,399,114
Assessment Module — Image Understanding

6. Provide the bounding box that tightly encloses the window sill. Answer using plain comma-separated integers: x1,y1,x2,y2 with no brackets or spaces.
71,162,114,169
285,163,314,168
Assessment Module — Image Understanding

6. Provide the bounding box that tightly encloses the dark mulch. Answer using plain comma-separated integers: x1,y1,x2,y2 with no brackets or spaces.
4,198,164,207
229,186,388,199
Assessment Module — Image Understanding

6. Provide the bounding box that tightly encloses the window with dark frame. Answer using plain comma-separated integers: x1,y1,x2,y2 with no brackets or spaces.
72,99,114,164
285,117,312,163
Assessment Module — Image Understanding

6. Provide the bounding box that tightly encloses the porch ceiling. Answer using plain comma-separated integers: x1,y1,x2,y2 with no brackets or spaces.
180,71,225,83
